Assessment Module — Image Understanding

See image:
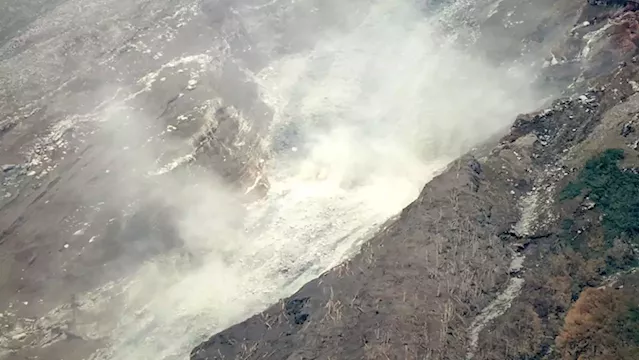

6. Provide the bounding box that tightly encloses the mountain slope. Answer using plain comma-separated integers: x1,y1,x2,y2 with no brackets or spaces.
191,2,639,359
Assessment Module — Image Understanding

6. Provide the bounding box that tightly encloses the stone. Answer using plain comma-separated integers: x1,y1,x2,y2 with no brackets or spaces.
621,121,635,137
468,158,482,174
2,164,17,172
186,79,198,90
11,332,27,341
582,198,596,210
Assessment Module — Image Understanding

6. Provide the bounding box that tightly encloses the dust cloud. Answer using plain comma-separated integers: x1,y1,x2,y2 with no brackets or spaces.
76,0,545,359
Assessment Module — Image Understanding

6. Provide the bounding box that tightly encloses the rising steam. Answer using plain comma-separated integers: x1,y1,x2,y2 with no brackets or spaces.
50,0,546,359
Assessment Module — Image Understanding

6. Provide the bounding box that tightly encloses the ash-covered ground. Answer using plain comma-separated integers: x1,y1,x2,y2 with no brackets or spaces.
3,0,632,359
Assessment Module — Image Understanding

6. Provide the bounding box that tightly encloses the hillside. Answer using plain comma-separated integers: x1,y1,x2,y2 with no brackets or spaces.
191,1,639,359
0,0,637,359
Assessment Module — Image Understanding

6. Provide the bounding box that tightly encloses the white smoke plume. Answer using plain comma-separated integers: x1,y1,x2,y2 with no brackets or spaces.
36,1,549,359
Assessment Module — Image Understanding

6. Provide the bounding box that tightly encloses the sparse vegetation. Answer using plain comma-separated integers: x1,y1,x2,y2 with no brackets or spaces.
617,303,640,342
474,303,545,359
556,284,639,360
476,149,639,360
556,288,624,360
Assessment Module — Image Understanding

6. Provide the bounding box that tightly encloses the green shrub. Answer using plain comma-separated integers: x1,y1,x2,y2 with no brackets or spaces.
560,149,639,243
616,304,640,343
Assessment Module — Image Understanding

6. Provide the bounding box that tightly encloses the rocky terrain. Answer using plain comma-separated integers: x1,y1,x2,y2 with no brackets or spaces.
191,1,640,360
0,1,537,359
0,0,637,360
